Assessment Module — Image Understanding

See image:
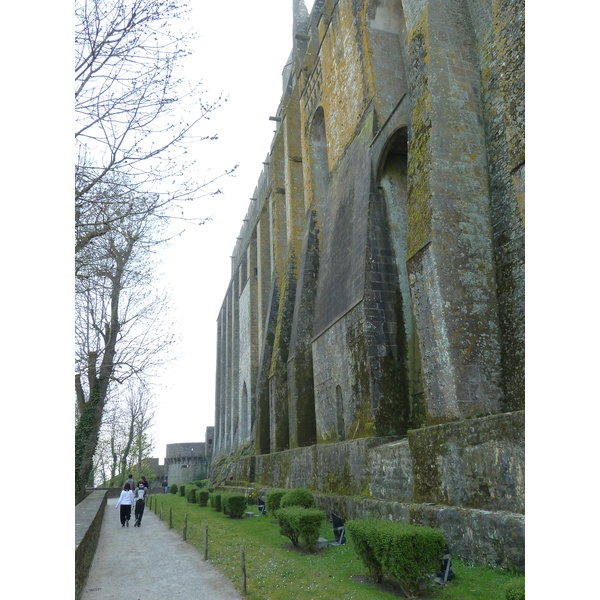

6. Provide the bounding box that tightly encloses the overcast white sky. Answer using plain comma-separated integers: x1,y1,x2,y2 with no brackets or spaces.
149,0,315,460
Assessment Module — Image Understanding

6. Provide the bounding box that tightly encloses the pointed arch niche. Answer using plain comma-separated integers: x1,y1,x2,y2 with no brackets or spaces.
308,106,329,220
378,127,425,427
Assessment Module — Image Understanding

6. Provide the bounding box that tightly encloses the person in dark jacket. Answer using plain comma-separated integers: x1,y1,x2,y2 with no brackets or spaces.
133,481,147,527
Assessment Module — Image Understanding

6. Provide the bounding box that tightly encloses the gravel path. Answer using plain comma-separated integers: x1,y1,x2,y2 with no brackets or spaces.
81,497,242,599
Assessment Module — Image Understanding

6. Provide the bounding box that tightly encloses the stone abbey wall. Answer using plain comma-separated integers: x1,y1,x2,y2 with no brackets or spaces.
213,0,524,570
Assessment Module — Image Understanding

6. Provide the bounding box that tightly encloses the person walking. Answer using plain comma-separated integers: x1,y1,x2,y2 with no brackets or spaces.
115,483,134,527
133,481,147,527
125,474,136,491
162,478,168,494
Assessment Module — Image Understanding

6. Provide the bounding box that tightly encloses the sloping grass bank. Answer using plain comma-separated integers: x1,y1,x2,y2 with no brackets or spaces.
149,493,523,599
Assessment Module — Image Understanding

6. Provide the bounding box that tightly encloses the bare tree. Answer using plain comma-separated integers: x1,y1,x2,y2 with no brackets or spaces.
74,0,231,501
75,179,175,501
75,0,235,254
92,381,156,486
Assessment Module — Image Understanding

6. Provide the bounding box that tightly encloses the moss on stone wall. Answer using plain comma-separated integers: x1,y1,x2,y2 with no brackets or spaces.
270,254,294,378
325,462,347,495
316,423,338,445
408,423,449,505
408,411,524,512
348,400,375,440
318,0,369,167
406,10,432,261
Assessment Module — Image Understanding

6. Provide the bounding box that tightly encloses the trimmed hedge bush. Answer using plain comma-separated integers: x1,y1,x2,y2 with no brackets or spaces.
276,506,324,550
224,493,246,519
169,483,178,494
505,577,525,600
221,493,231,515
210,493,222,512
185,484,199,503
179,485,186,497
197,490,210,507
280,487,315,509
266,489,287,513
346,518,446,598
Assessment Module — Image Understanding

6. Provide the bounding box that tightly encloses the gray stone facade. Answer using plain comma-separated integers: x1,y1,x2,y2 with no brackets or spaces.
213,0,524,571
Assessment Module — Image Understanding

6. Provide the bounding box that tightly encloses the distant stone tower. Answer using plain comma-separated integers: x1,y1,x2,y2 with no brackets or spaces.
165,443,209,485
213,0,524,570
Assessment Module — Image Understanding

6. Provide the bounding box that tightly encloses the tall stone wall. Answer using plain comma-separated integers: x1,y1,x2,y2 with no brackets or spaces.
213,0,524,570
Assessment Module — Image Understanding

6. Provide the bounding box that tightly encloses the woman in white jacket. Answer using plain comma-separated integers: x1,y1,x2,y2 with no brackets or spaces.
115,482,134,527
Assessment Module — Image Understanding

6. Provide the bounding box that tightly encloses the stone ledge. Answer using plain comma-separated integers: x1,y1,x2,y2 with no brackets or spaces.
314,493,524,572
75,490,108,600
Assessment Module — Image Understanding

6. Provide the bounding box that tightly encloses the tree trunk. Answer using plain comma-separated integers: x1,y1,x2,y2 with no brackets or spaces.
75,264,122,502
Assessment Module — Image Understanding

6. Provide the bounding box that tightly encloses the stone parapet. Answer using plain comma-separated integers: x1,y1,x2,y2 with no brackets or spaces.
75,490,108,600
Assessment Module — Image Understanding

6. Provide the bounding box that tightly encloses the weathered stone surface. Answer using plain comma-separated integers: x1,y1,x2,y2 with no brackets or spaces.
75,491,108,600
409,411,524,513
409,503,524,571
368,438,414,502
211,0,525,573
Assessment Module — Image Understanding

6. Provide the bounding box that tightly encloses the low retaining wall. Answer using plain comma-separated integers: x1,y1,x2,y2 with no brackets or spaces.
314,494,524,572
211,412,525,571
75,490,109,599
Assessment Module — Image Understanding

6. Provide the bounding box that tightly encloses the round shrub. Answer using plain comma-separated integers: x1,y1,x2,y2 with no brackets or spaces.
276,506,324,550
346,518,445,595
280,487,315,509
266,489,287,513
169,483,178,494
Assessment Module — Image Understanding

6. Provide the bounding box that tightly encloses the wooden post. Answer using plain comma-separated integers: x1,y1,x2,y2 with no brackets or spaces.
154,497,158,514
160,502,163,521
169,506,172,529
183,513,187,541
241,545,247,596
204,525,208,561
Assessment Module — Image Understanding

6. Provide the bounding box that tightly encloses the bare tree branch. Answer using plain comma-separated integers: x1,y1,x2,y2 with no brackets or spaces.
75,0,234,257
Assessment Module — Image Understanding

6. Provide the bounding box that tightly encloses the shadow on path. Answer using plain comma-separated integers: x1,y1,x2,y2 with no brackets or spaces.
81,497,242,599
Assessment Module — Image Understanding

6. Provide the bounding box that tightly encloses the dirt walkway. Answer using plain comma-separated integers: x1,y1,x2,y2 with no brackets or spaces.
81,496,242,599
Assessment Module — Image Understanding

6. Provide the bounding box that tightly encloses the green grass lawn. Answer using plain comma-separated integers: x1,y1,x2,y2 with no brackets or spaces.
150,493,524,599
